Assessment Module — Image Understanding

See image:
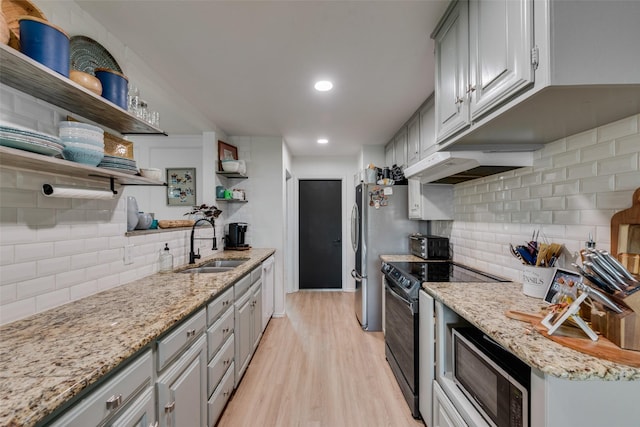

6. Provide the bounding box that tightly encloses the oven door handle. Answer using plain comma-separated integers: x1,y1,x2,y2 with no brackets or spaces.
385,282,411,305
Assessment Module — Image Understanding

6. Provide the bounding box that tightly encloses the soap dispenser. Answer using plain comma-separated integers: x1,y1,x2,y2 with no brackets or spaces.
159,243,174,273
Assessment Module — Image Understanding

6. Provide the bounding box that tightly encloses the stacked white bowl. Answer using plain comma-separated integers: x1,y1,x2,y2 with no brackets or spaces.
58,121,105,166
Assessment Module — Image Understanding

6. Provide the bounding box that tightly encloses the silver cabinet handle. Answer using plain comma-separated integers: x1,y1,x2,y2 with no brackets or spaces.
454,96,464,105
186,328,196,338
466,84,476,93
106,394,122,410
165,401,176,413
149,422,159,427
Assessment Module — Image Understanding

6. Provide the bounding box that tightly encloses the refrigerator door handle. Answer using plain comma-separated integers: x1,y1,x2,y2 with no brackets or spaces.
350,204,359,253
351,269,364,282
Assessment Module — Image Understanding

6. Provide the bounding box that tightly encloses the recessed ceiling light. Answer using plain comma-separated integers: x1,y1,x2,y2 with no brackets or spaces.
314,80,333,92
317,138,329,144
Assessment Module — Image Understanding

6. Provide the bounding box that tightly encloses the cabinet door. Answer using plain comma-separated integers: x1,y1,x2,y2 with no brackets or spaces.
433,381,468,427
234,290,253,386
252,283,263,350
157,335,206,427
469,0,533,119
419,291,435,426
384,140,395,168
261,256,275,330
408,179,422,219
393,127,408,169
434,0,470,143
110,387,156,427
406,114,420,166
419,97,436,159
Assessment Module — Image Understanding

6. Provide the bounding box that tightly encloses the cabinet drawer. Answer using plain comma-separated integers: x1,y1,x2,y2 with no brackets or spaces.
50,350,153,427
207,287,234,325
157,308,206,371
207,307,234,359
110,386,155,427
234,273,252,300
207,362,235,427
250,265,262,284
207,334,235,397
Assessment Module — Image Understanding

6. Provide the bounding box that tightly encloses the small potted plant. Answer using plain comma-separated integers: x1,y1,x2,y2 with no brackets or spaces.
184,204,222,220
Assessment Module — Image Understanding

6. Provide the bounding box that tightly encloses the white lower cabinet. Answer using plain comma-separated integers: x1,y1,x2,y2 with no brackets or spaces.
156,334,207,427
110,387,156,427
49,351,154,427
207,362,235,427
433,381,468,427
235,268,264,387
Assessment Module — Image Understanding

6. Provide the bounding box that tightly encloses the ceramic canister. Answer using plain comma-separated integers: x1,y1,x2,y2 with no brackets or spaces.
95,68,129,110
19,17,70,77
126,196,139,231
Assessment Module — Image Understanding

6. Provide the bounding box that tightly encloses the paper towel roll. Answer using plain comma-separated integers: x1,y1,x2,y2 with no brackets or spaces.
42,184,115,199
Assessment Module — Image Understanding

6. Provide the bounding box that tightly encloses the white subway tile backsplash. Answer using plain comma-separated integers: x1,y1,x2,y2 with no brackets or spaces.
520,172,541,187
616,133,640,155
581,140,615,162
580,175,615,193
531,211,552,224
580,210,616,227
520,199,541,211
552,180,580,196
566,129,597,150
598,153,638,175
37,257,71,277
529,184,552,198
553,150,581,167
542,168,567,183
596,190,636,209
567,161,597,180
16,275,56,299
35,288,70,313
502,177,521,190
18,208,57,227
70,252,99,270
615,170,640,190
14,242,54,263
552,210,580,225
0,188,37,207
597,115,638,142
541,197,565,211
70,280,98,301
0,298,36,325
55,269,86,289
541,138,566,157
566,194,597,210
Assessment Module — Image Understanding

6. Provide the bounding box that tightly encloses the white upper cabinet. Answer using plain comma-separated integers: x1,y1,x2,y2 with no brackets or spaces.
393,127,408,169
406,113,421,166
434,0,533,143
468,0,533,120
433,0,469,143
432,0,640,150
419,95,436,159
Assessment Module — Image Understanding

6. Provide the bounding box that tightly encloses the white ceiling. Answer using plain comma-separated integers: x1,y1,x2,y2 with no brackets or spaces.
76,0,449,157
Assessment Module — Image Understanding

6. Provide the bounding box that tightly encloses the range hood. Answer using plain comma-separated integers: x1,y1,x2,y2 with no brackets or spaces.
404,151,533,185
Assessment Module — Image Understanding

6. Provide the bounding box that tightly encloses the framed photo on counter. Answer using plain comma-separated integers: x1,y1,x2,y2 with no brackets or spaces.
166,168,196,206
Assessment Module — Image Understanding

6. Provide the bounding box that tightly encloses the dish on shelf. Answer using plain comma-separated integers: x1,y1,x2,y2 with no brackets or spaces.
139,168,162,180
69,70,102,95
69,35,122,75
2,0,46,49
62,145,103,166
0,122,63,156
61,140,104,153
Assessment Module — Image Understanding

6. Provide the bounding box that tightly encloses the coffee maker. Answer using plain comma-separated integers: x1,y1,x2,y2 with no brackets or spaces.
226,222,248,249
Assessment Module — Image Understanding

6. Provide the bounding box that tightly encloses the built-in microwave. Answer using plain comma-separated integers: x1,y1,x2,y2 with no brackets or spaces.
452,327,530,427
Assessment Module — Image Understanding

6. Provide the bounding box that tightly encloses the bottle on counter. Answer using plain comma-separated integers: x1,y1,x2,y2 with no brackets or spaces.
159,243,174,273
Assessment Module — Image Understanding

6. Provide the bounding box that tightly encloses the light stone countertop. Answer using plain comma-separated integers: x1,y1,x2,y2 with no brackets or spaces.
0,248,275,427
380,255,640,381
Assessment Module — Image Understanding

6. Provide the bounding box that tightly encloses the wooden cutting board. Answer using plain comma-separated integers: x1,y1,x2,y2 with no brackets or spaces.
505,310,640,368
158,220,194,229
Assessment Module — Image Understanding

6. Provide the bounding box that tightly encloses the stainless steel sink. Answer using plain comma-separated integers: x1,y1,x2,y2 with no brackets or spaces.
200,258,249,268
178,266,235,274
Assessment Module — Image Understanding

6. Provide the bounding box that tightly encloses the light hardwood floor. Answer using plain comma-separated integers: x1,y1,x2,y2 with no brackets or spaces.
217,291,424,427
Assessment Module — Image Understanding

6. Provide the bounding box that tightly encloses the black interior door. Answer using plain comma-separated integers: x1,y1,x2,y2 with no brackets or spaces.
299,180,342,289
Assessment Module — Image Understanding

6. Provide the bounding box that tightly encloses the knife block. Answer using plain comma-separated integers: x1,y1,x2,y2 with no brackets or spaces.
591,289,640,351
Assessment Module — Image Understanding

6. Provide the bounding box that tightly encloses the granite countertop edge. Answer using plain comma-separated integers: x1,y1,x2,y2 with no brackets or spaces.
0,248,275,427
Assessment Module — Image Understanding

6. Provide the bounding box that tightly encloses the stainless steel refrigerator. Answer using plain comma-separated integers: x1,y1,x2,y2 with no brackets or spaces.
350,183,418,331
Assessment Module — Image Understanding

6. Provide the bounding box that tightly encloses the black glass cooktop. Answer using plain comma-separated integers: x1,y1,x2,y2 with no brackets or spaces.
390,261,509,283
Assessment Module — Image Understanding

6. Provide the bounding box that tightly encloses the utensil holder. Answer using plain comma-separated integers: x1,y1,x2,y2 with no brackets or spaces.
522,266,555,298
591,289,640,351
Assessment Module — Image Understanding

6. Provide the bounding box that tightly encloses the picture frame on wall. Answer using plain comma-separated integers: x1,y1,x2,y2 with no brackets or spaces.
166,168,196,206
218,140,238,171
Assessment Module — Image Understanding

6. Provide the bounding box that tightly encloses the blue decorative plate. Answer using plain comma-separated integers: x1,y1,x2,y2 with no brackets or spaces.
70,35,122,76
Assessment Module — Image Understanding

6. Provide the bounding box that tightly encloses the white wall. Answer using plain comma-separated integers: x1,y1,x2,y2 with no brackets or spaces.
444,114,640,281
291,156,360,291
